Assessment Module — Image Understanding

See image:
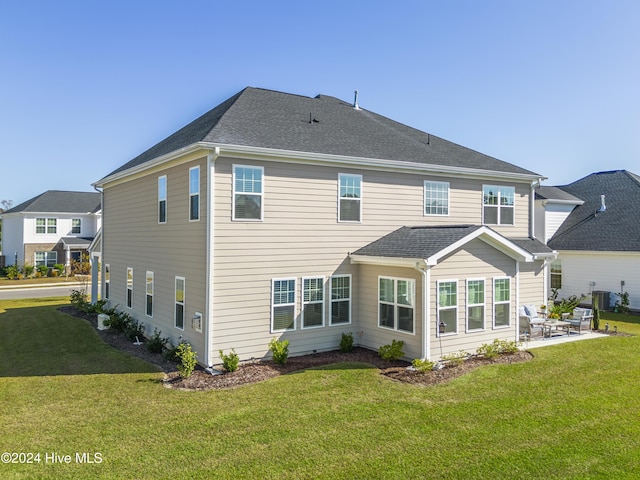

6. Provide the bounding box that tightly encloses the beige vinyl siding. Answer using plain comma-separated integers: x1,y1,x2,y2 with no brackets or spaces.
518,261,546,308
102,157,208,355
211,158,531,361
429,239,518,358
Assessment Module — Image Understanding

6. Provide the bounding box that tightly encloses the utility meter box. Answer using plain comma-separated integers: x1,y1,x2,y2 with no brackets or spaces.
97,313,110,330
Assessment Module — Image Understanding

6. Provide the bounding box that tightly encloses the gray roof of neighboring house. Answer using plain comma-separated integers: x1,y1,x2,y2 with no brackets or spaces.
535,186,583,204
548,170,640,251
351,225,553,259
103,87,541,180
2,190,101,215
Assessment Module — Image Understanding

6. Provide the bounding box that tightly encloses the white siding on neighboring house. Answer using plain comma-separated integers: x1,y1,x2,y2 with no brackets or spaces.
553,251,640,310
535,202,576,243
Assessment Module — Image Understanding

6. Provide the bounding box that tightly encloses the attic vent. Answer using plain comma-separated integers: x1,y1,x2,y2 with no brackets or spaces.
353,90,360,110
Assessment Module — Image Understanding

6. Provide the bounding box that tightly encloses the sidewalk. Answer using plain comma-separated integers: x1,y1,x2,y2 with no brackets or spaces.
0,280,90,290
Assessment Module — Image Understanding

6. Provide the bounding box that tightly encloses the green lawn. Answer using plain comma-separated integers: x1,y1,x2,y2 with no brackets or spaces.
1,299,639,479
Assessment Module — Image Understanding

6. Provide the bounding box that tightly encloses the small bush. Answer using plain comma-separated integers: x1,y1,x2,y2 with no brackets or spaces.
146,329,168,354
70,289,89,310
269,338,290,365
339,332,354,353
441,350,468,366
36,265,49,277
412,358,436,373
476,339,520,359
105,311,134,333
5,265,19,279
53,264,65,276
378,339,405,360
124,319,145,342
163,343,180,363
219,348,240,372
176,343,197,378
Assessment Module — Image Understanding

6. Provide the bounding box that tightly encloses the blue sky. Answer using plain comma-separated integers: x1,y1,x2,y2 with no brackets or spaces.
1,0,638,206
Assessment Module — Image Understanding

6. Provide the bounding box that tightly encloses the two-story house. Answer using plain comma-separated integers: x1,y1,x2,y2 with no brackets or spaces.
0,190,101,271
94,87,554,366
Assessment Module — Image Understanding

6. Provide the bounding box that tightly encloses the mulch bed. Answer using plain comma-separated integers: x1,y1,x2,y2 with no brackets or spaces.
61,305,536,391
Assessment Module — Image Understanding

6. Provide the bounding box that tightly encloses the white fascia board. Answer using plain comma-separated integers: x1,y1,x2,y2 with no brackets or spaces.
426,226,534,266
349,254,426,269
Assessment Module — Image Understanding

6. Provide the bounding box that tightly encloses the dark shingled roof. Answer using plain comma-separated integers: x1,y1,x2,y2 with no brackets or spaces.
535,186,583,204
548,170,640,251
509,237,555,256
104,87,541,179
3,190,101,214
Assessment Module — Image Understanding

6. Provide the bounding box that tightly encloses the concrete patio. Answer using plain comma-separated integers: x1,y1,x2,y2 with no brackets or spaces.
520,330,609,350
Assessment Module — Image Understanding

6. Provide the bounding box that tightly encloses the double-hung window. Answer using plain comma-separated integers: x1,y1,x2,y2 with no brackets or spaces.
437,280,458,335
71,218,81,234
158,175,167,223
493,278,511,327
126,267,133,309
146,271,154,317
272,279,296,331
378,277,415,334
466,279,485,332
424,181,449,216
550,260,562,289
483,185,515,225
338,173,362,222
302,277,324,329
233,165,263,220
104,264,110,300
175,277,185,330
189,166,200,221
330,275,351,325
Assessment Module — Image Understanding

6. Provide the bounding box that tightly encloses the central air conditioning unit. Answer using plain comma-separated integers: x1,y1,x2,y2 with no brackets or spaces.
97,313,110,330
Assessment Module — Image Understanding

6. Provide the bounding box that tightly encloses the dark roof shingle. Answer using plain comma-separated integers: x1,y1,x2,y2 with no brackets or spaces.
3,190,101,215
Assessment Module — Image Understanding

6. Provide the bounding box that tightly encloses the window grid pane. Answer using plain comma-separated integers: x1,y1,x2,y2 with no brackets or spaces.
331,276,351,325
424,181,449,215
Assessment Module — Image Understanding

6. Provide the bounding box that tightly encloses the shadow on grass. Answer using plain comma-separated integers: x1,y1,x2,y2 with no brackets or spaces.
0,302,161,377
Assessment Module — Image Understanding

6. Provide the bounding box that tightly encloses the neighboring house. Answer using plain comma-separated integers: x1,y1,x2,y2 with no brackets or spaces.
536,170,640,310
0,190,101,271
94,87,554,366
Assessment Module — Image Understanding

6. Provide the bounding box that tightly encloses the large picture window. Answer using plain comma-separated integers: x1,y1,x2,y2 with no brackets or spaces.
330,275,351,325
466,279,485,331
302,277,324,329
483,185,515,225
158,175,167,223
424,181,449,216
378,277,415,334
338,173,362,222
175,277,185,330
493,278,511,327
233,165,263,220
438,280,458,335
189,166,200,221
272,279,296,331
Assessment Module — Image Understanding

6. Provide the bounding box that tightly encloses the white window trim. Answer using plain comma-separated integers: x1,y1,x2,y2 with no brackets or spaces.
302,276,325,329
424,180,450,216
378,276,416,335
466,278,486,333
271,278,297,333
126,267,133,309
437,279,458,336
145,271,154,318
482,185,515,226
330,274,352,326
338,173,363,223
104,264,110,300
493,277,511,329
158,175,167,224
232,164,264,221
175,276,185,331
189,166,200,222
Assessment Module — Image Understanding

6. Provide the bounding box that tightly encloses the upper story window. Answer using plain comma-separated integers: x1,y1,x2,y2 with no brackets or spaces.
424,181,449,216
233,165,263,221
158,175,167,224
483,185,515,225
36,218,57,234
338,173,362,222
189,166,200,221
71,218,81,234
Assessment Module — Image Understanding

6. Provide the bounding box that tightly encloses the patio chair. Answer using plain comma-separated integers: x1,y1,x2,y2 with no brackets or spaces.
519,305,544,339
566,308,593,335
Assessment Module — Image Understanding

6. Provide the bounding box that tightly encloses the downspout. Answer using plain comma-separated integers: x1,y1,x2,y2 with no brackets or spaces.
515,260,520,342
204,147,219,370
92,184,103,304
414,262,430,360
530,179,542,239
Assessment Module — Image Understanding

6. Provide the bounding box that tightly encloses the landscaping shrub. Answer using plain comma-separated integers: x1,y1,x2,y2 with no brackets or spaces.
441,350,468,366
70,289,88,310
36,265,49,277
53,264,65,276
268,338,290,365
104,311,134,333
615,291,630,314
592,295,600,330
378,339,404,360
412,358,436,372
219,348,240,372
146,329,169,354
5,265,20,279
339,332,354,353
476,339,519,360
124,319,145,342
176,343,197,378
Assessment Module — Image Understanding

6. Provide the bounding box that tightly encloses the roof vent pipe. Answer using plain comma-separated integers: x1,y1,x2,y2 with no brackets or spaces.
598,194,606,213
353,90,360,110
